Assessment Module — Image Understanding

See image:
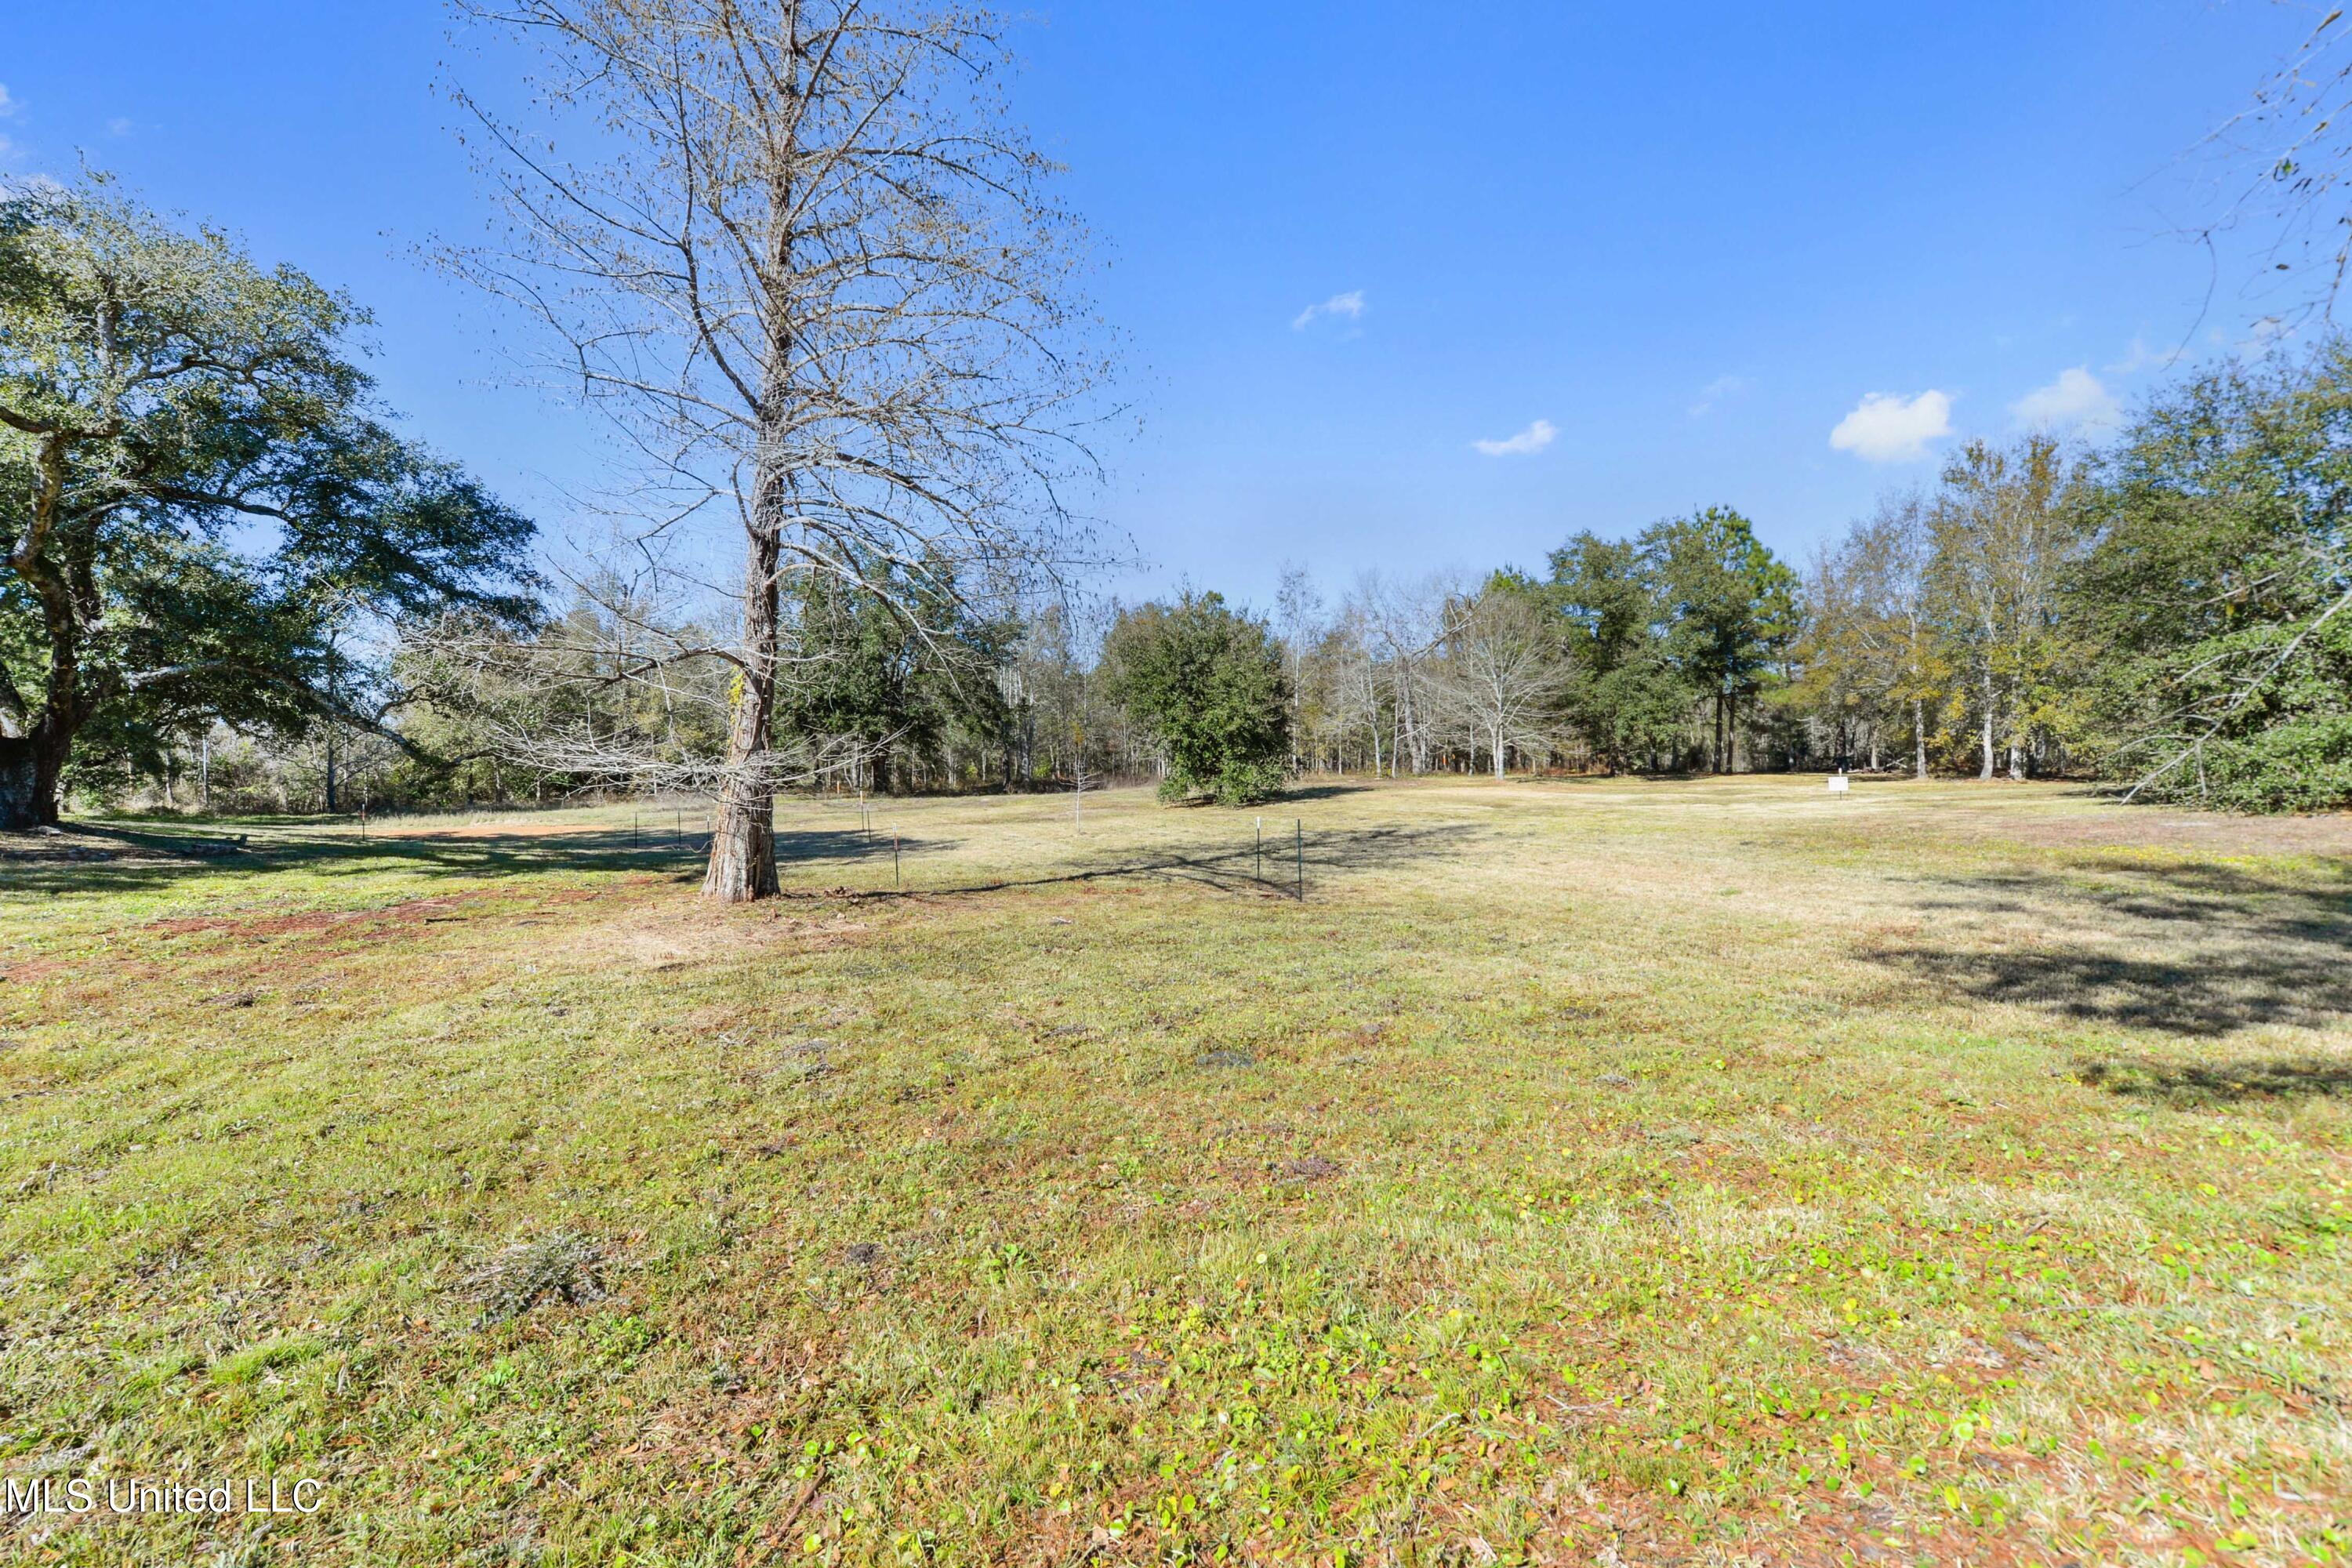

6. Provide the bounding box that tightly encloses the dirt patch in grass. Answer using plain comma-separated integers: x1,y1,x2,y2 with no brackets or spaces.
141,883,626,942
581,903,876,971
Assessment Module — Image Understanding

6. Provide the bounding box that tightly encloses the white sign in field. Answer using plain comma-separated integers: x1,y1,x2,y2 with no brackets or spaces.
1828,774,1850,793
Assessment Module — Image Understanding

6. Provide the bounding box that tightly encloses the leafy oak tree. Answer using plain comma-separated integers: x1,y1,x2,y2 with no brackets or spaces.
0,177,534,829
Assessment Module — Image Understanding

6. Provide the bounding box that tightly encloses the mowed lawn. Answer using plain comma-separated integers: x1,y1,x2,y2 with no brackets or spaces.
3,778,2349,1567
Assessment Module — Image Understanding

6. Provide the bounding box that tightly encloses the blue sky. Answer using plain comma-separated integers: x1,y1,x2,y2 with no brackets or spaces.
0,2,2316,608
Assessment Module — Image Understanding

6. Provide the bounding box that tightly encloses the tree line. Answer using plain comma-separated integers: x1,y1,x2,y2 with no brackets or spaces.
781,344,2343,813
1269,351,2348,812
9,0,2350,884
20,249,2352,824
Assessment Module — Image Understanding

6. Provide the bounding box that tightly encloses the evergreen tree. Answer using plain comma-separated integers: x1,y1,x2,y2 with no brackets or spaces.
1639,508,1801,772
1099,591,1290,804
1545,533,1689,771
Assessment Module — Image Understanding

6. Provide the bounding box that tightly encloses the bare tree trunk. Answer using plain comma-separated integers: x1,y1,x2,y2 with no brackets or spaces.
702,136,801,902
1491,729,1505,780
704,521,782,902
1913,698,1928,779
1978,668,1996,780
1392,675,1404,778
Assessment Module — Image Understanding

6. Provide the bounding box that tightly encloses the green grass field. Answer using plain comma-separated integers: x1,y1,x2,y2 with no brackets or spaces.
3,777,2348,1566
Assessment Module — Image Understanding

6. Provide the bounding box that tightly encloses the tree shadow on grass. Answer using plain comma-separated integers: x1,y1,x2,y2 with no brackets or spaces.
1867,857,2352,1038
3,817,1469,905
779,821,1482,902
0,819,937,898
2073,1054,2352,1105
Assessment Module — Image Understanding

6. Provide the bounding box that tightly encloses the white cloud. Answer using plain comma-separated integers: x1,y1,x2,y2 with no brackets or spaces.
106,117,132,138
1291,289,1365,331
0,86,16,118
1689,373,1748,417
2010,366,2120,433
2106,335,2183,376
1472,418,1556,456
1828,390,1953,463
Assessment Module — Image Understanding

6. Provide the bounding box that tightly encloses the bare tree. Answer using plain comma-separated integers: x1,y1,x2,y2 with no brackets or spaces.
1312,607,1384,775
441,0,1111,899
1272,562,1323,771
1436,588,1568,780
1350,572,1455,776
413,563,848,791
